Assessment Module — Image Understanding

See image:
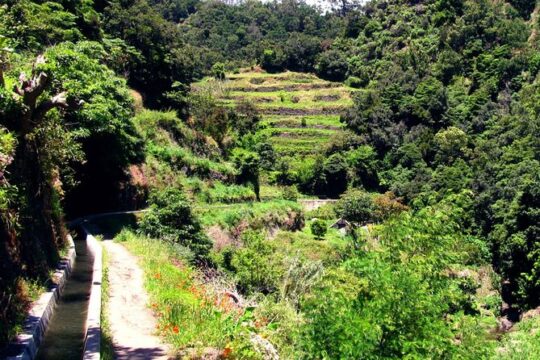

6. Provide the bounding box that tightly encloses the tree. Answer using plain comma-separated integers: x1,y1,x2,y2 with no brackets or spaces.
233,150,261,201
315,49,349,81
509,0,537,19
372,192,408,222
0,35,12,88
311,219,327,239
104,0,201,106
433,126,469,164
260,48,286,73
2,54,80,273
346,145,379,190
336,189,374,224
211,62,226,80
1,41,142,272
232,100,260,136
283,33,321,72
323,153,349,198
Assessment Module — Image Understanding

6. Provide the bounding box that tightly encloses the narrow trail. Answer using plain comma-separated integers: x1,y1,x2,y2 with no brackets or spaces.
103,240,171,360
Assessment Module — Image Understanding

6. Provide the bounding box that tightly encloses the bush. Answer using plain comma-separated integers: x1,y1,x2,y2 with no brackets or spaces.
311,219,327,239
273,158,295,186
139,188,212,261
345,76,364,88
372,192,408,222
315,49,348,82
261,48,286,73
211,62,226,80
230,231,280,293
282,185,299,201
336,189,374,224
322,153,349,198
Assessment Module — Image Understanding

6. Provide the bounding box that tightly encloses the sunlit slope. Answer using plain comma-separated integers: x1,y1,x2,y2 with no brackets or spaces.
195,70,353,158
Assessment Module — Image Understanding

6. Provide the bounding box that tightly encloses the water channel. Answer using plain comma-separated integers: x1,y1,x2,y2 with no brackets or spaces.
35,237,94,360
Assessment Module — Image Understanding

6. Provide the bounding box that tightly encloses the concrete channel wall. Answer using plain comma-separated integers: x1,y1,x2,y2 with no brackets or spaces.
82,231,102,360
298,199,338,212
5,226,104,360
6,237,76,360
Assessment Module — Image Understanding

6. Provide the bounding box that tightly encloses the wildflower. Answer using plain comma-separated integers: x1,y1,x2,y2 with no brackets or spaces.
154,273,162,279
173,325,179,334
222,347,232,358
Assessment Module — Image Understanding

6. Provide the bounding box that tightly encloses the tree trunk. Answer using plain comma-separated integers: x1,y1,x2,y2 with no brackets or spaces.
6,59,72,275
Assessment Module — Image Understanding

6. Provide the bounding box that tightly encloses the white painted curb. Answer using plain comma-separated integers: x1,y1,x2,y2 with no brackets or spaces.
5,236,76,360
83,231,102,360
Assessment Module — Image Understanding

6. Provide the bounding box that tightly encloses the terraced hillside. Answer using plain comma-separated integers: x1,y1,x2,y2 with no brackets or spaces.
195,70,354,162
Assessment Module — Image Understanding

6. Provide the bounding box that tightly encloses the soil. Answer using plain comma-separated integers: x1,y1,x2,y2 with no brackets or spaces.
260,107,345,116
103,240,171,360
228,82,341,93
314,94,341,102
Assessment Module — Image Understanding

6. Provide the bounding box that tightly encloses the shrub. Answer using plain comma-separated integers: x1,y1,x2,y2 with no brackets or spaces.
306,203,337,221
233,149,261,201
372,192,408,222
322,153,349,198
315,49,348,82
231,231,280,293
211,62,226,80
139,188,211,261
274,158,295,186
311,219,327,239
345,76,364,88
282,185,299,201
261,48,286,73
335,189,374,224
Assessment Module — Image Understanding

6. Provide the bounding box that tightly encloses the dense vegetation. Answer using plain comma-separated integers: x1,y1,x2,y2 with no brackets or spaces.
1,0,540,358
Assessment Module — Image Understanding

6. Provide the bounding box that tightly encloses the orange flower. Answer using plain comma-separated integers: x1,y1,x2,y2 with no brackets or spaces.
173,325,179,334
222,347,232,358
154,273,161,279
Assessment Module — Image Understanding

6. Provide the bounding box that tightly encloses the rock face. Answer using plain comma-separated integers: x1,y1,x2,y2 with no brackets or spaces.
497,316,514,332
521,306,540,321
251,334,280,360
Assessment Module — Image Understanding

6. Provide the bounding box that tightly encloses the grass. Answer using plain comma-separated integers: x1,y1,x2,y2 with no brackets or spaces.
100,246,115,360
262,114,344,129
496,317,540,359
115,231,253,356
270,227,347,265
260,127,337,138
195,69,352,163
148,143,236,180
197,199,302,231
270,137,330,155
198,182,256,204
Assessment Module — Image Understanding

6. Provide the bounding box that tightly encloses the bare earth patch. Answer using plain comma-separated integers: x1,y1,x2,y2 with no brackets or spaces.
103,241,171,360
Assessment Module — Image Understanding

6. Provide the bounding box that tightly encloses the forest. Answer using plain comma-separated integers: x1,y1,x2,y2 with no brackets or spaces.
1,0,540,358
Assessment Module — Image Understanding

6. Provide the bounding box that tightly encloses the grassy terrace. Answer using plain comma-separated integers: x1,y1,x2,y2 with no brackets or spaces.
195,69,353,162
262,114,344,129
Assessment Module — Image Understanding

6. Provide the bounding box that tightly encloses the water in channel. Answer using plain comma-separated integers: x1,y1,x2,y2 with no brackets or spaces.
35,238,94,360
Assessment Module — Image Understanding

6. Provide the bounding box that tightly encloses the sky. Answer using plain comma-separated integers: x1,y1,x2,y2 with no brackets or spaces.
254,0,367,13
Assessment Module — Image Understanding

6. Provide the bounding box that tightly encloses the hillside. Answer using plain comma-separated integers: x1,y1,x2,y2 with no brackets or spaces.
2,0,540,359
221,71,351,158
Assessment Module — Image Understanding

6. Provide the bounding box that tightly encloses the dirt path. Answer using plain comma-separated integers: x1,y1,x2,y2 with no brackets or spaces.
103,240,171,360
